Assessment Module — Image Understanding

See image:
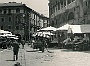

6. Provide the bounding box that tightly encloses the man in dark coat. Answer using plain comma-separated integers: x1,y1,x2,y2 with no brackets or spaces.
12,40,20,61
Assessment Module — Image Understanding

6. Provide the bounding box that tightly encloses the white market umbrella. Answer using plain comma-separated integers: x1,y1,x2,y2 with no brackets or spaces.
43,32,55,35
39,26,56,41
0,30,11,34
0,34,7,37
0,33,14,37
32,34,36,37
7,37,19,39
40,26,57,31
7,34,16,37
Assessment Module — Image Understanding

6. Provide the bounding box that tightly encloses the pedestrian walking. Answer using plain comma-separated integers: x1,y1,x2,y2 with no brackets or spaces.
2,40,7,49
45,40,48,51
31,39,35,48
7,39,12,49
21,40,25,49
12,40,20,61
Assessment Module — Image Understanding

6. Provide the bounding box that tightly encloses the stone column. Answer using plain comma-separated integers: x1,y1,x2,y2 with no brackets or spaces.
63,0,64,8
66,0,68,9
66,0,67,6
76,0,83,18
60,3,61,10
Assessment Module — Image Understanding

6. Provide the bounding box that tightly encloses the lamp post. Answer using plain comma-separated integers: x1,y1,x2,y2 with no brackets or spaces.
29,15,31,40
22,14,26,41
38,19,41,29
12,9,15,34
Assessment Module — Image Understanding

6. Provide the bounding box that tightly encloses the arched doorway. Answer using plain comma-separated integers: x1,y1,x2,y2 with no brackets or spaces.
1,26,3,30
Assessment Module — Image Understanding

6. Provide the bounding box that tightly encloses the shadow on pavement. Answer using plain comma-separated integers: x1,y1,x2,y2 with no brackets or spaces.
47,51,54,53
6,60,15,61
83,51,90,53
26,50,39,52
61,49,90,53
61,49,79,52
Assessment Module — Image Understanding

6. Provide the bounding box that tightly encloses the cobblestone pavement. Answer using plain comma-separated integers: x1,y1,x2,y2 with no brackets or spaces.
25,45,90,66
0,45,25,66
1,45,90,66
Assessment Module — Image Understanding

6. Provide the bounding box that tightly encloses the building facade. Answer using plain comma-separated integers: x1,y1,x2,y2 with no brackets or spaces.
29,11,49,40
48,0,90,28
0,2,49,40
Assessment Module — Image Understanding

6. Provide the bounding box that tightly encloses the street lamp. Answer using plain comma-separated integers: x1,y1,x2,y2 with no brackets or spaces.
12,9,15,34
29,15,32,40
22,14,26,41
38,19,42,29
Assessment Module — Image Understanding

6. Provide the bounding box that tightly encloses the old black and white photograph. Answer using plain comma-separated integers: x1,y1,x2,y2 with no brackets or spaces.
1,0,90,66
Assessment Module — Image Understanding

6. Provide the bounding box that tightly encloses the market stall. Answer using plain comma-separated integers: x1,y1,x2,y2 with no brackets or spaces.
67,25,90,51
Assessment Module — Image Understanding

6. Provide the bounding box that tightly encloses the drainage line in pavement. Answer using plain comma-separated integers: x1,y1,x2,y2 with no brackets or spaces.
24,49,26,66
20,49,27,66
20,50,22,65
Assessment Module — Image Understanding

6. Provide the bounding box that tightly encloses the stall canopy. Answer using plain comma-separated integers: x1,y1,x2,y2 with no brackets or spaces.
0,30,18,38
32,31,54,37
57,24,70,30
0,30,11,34
68,25,90,33
40,26,57,31
0,30,12,37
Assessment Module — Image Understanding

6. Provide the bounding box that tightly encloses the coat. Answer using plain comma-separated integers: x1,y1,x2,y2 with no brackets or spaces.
12,41,19,52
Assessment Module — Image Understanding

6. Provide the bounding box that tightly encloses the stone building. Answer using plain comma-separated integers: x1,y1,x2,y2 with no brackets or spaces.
29,11,49,39
48,0,90,28
0,2,49,40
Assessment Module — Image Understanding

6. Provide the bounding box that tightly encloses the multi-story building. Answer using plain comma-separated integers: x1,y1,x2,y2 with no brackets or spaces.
0,2,49,40
29,11,49,39
48,0,90,28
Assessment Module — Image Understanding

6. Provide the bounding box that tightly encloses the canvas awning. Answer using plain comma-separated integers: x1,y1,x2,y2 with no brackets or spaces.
37,32,54,36
0,30,11,34
68,25,90,33
7,37,19,39
57,24,70,30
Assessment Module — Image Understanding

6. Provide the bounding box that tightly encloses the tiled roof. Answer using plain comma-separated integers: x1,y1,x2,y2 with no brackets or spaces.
0,2,24,7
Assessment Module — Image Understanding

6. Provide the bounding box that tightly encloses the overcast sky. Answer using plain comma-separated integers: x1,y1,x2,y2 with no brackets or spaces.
0,0,49,17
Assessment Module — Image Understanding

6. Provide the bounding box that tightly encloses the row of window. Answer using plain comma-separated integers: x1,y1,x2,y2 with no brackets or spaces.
85,1,88,6
1,16,21,23
50,0,89,15
9,25,20,30
0,8,22,14
1,17,12,22
50,0,75,15
1,25,20,30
